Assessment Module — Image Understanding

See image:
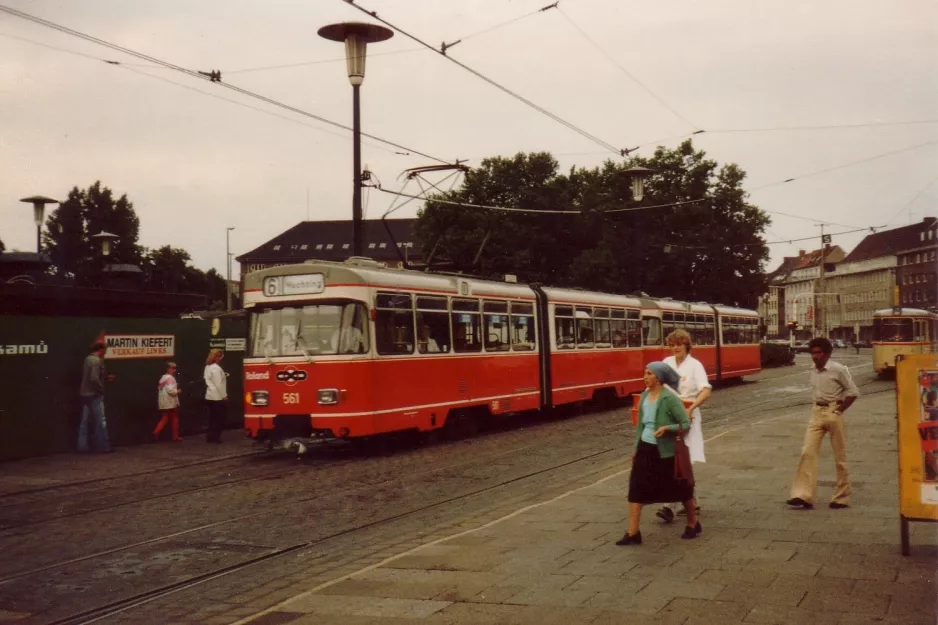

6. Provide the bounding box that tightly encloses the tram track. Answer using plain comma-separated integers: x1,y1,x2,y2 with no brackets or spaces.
13,392,831,625
4,365,898,624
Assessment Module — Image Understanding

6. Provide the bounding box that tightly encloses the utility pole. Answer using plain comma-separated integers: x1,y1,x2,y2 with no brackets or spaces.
817,225,828,338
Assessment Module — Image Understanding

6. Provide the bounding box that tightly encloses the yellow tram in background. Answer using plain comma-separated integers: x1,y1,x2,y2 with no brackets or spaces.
872,308,938,374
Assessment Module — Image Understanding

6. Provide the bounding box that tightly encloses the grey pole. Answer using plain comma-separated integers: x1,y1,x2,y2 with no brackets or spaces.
352,84,362,257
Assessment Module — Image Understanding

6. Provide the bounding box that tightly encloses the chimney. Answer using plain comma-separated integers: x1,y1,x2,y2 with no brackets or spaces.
798,250,805,257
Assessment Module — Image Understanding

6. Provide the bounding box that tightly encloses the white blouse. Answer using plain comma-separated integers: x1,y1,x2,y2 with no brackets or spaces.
204,363,227,401
663,354,711,401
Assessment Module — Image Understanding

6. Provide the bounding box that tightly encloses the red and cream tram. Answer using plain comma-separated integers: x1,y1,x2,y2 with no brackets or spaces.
242,259,761,443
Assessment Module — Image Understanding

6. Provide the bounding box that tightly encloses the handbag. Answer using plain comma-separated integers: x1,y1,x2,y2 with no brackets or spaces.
673,424,696,487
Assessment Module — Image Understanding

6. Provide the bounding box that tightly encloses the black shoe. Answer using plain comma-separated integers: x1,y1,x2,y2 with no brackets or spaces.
694,521,702,535
786,497,814,509
681,524,699,539
829,502,849,509
656,506,675,523
615,531,642,546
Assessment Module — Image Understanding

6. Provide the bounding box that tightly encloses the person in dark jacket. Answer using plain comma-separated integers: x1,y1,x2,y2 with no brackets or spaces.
77,341,115,453
616,362,700,545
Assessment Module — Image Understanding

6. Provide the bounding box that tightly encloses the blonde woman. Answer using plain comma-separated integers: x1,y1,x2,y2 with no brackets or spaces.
657,329,711,523
204,349,228,443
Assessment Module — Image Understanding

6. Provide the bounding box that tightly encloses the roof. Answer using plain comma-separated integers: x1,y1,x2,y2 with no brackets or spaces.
792,245,845,270
843,217,937,262
235,218,418,264
0,252,51,265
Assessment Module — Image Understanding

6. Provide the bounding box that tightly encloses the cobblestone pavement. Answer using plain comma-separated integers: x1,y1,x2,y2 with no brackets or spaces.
2,350,929,625
229,378,937,625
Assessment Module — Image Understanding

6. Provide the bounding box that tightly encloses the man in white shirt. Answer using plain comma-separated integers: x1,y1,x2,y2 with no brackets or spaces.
418,324,440,353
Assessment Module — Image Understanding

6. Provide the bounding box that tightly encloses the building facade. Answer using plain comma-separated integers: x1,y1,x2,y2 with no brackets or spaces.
822,255,896,342
895,217,938,311
235,218,420,279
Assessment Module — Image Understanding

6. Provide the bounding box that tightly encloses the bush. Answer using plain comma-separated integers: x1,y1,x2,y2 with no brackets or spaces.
761,342,795,368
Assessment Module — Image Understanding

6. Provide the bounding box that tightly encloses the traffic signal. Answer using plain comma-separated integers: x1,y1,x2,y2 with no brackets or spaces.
787,320,798,331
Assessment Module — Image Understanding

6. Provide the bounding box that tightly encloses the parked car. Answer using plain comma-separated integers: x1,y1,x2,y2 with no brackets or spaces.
794,340,811,353
832,339,846,348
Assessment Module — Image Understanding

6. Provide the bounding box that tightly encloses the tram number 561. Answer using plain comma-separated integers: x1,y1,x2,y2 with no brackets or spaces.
283,392,301,405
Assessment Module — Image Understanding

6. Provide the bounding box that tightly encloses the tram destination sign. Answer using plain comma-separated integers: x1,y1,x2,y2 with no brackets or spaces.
104,334,175,359
264,273,325,297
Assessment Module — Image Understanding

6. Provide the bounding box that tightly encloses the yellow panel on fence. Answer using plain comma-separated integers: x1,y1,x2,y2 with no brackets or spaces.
896,354,938,523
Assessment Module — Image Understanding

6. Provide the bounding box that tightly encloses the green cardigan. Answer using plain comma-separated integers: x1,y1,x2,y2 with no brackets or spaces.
633,389,691,459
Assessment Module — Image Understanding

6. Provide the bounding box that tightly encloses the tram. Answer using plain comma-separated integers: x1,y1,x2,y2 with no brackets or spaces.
241,258,761,444
872,308,938,374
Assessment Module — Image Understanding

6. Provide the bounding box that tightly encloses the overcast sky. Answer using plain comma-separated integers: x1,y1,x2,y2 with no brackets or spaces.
2,0,937,280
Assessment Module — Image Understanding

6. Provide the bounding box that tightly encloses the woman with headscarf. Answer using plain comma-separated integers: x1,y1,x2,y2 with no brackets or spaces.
616,361,700,545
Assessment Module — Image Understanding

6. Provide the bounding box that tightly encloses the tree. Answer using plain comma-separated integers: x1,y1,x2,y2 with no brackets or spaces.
43,181,143,284
415,140,770,308
142,245,228,307
0,238,5,254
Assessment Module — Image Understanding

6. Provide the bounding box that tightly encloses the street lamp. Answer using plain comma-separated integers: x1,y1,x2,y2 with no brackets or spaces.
622,166,654,202
91,231,119,257
226,226,235,311
19,195,60,253
318,21,394,258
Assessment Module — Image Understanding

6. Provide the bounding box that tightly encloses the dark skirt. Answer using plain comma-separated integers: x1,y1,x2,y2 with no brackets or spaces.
628,441,694,504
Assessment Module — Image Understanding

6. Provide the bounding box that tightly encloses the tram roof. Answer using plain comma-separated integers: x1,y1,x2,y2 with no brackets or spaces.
873,307,937,318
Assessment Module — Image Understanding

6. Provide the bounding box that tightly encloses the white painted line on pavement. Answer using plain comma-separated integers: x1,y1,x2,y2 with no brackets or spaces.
232,407,809,624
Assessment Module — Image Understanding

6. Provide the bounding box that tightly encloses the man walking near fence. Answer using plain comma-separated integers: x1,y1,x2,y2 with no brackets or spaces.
77,341,115,453
787,337,858,509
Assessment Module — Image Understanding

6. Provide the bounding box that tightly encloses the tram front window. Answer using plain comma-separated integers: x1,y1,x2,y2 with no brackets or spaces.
249,301,369,357
873,318,913,343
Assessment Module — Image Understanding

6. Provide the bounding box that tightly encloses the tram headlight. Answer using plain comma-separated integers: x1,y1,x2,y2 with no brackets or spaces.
317,388,340,405
248,390,269,406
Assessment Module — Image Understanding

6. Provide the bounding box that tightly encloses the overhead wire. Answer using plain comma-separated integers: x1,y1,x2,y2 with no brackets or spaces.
883,172,938,226
748,138,938,194
344,0,625,156
555,6,699,132
0,3,453,165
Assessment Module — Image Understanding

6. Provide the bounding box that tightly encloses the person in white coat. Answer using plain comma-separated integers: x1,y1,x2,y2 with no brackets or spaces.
657,329,712,523
204,349,228,443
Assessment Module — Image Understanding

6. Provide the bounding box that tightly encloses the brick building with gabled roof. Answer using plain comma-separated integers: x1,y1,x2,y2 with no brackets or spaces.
235,218,420,279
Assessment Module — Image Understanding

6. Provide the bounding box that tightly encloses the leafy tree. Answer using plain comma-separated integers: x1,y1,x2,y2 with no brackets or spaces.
142,245,228,307
415,140,770,308
43,181,143,283
0,238,5,253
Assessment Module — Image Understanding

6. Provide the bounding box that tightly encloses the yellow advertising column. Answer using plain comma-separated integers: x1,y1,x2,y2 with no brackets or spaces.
896,354,938,555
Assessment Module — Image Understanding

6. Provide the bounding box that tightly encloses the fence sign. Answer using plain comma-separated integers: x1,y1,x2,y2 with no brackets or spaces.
105,334,175,359
895,354,938,555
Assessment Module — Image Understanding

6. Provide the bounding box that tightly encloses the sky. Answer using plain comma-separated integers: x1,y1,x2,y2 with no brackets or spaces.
2,0,937,281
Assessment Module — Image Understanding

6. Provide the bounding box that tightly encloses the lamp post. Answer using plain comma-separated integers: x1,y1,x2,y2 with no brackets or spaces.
19,195,60,253
318,21,393,258
91,231,119,287
226,226,235,311
621,166,654,292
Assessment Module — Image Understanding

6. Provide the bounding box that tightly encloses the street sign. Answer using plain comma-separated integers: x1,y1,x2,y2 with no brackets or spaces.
821,234,831,244
895,354,938,555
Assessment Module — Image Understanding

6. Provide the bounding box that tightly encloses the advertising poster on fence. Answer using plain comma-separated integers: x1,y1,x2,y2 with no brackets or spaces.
896,354,938,521
104,334,176,359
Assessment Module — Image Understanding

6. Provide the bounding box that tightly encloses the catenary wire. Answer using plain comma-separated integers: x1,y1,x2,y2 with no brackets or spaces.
344,0,625,156
0,3,453,165
556,7,699,132
883,172,938,226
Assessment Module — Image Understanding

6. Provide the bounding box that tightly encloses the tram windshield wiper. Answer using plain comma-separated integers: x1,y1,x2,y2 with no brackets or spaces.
295,335,313,363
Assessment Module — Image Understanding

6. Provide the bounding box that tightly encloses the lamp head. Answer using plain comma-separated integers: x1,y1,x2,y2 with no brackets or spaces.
20,195,60,226
318,22,394,87
622,166,655,202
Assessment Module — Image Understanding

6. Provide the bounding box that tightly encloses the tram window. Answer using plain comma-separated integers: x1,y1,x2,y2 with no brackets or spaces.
376,292,414,355
484,313,511,352
510,302,535,351
452,298,480,312
416,296,448,311
627,310,642,347
555,305,576,349
662,312,675,339
510,314,536,351
452,312,482,352
611,318,627,347
722,317,738,345
593,308,611,347
576,308,594,348
674,312,685,330
416,310,449,354
643,317,662,346
483,300,508,314
703,316,715,345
